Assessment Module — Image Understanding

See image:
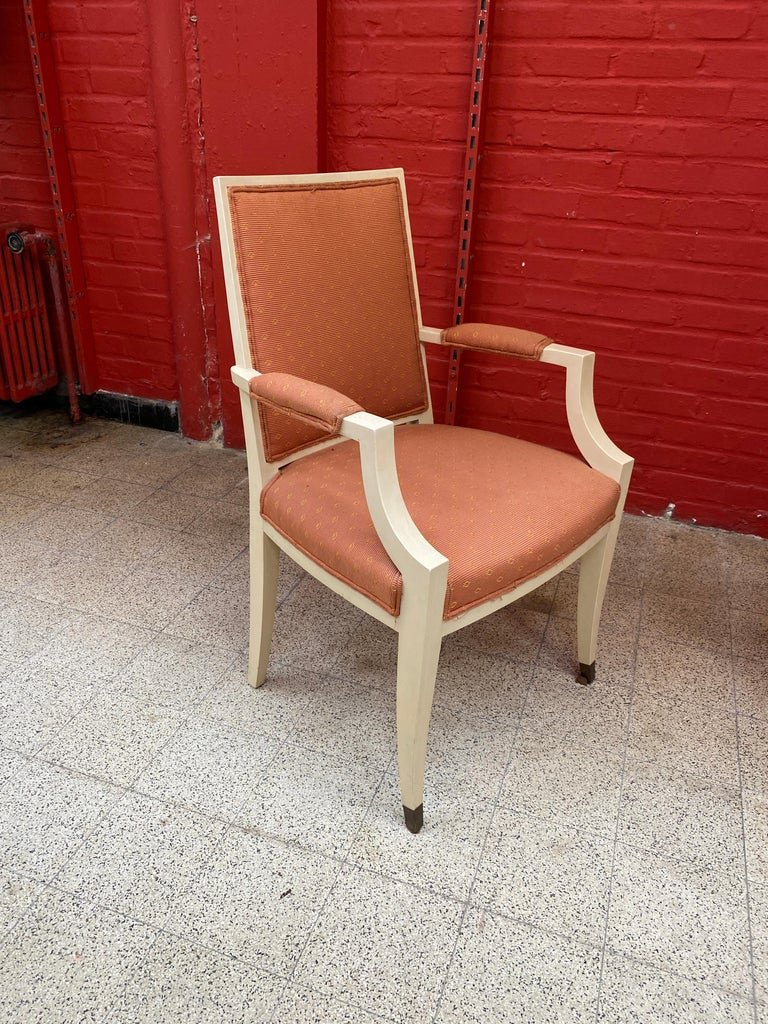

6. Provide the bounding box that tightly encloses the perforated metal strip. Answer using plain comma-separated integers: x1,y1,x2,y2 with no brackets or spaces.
445,0,495,424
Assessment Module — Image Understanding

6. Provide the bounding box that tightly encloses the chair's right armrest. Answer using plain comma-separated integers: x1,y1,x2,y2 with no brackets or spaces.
232,366,363,435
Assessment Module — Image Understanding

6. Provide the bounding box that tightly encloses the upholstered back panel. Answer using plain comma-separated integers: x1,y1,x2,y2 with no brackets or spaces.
228,178,429,462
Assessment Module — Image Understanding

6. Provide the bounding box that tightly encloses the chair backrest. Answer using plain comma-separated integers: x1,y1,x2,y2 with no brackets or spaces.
215,170,429,463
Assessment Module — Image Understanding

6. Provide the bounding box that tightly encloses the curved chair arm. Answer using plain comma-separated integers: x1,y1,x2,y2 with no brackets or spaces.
231,365,448,579
418,327,633,488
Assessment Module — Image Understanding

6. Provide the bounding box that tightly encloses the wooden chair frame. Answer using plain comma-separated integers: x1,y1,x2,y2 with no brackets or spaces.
214,168,634,833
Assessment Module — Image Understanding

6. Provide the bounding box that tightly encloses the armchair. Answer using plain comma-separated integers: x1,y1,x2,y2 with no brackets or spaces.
215,170,633,833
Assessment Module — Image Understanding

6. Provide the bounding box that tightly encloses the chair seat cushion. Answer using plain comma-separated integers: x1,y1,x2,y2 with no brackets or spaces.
261,424,621,620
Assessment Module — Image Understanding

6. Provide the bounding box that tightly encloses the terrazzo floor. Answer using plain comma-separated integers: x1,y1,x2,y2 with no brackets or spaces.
0,405,766,1024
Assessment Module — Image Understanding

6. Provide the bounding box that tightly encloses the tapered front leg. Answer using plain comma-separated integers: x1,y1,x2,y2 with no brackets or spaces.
395,565,447,833
248,526,280,687
576,520,622,685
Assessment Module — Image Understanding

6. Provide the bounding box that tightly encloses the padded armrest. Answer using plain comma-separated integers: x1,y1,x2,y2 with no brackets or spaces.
249,372,363,434
441,323,552,360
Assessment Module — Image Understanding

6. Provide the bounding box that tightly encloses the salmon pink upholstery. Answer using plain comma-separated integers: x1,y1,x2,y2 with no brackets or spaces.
261,424,621,619
228,179,429,462
249,373,362,435
442,323,552,360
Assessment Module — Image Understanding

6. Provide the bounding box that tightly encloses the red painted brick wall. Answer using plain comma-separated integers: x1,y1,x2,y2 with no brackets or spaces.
327,0,768,536
0,0,176,402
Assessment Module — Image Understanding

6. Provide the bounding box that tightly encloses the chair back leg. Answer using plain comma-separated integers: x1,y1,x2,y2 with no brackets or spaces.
248,527,280,687
576,521,622,684
395,566,447,833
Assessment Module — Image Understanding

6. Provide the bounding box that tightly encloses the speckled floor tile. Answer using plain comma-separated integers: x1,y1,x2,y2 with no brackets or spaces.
634,638,735,712
0,595,75,662
751,880,768,1005
742,788,768,885
110,635,234,710
433,643,532,723
0,492,49,532
329,619,399,689
551,575,642,627
165,583,250,649
435,907,602,1024
472,807,613,945
235,743,382,858
738,715,768,794
9,464,96,502
597,952,755,1023
538,613,638,688
734,657,768,720
198,663,312,739
0,868,45,939
641,591,731,652
607,843,752,996
0,535,59,591
111,933,282,1023
0,760,120,880
8,504,114,551
73,517,183,565
126,486,218,531
446,604,549,662
269,581,363,671
627,692,739,787
40,691,184,786
57,792,227,927
289,678,396,769
21,612,156,688
134,716,282,819
164,450,247,499
498,737,624,837
166,829,341,975
0,889,154,1024
64,475,157,515
0,669,91,754
0,751,24,791
519,663,632,755
422,703,516,801
348,774,491,899
274,986,388,1024
618,762,744,875
731,606,768,664
295,865,462,1023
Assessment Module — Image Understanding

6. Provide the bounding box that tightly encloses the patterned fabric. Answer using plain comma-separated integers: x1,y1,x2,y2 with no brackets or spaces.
442,323,552,360
249,373,363,435
228,179,429,462
261,424,621,620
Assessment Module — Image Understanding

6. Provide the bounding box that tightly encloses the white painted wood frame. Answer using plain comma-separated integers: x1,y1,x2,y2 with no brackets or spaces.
214,169,634,833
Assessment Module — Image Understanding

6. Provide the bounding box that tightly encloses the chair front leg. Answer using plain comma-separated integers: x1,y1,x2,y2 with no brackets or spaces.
576,519,622,685
395,569,447,834
248,524,280,687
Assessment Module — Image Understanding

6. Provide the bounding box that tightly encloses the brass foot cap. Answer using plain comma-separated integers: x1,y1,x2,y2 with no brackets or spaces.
577,661,596,686
403,803,424,834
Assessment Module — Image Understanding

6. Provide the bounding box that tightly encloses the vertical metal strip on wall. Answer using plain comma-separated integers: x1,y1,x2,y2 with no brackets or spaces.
444,0,495,424
23,0,97,393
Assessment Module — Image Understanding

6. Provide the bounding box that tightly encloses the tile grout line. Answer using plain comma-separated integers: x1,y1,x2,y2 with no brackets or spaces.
428,591,557,1023
729,588,761,1023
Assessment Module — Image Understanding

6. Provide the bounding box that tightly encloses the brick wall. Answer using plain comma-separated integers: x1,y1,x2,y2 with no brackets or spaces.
0,0,177,402
327,0,768,535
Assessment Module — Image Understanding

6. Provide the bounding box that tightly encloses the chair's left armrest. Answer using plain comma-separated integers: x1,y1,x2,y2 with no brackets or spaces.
418,327,633,490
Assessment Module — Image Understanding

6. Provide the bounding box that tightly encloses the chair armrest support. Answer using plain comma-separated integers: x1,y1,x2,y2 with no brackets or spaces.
233,365,447,579
541,344,634,489
341,413,448,579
